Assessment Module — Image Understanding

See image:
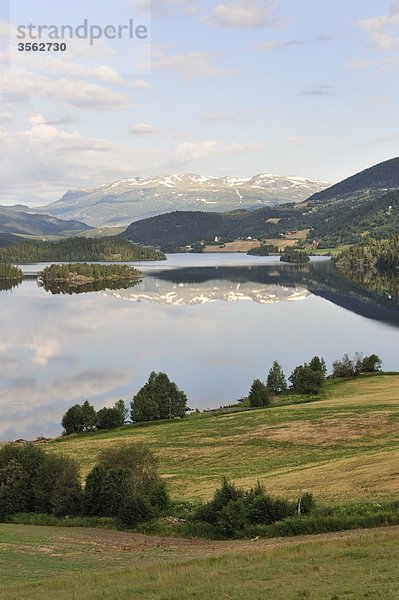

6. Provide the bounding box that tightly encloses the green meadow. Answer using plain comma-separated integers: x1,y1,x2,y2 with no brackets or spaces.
46,374,399,503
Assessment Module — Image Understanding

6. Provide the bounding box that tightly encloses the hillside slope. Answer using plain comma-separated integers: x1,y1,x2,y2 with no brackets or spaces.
307,156,399,203
47,375,399,503
0,206,92,237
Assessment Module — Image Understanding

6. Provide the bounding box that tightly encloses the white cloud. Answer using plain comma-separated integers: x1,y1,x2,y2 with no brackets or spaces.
130,123,157,135
361,1,399,51
151,51,237,78
208,0,279,29
285,136,303,144
175,139,261,161
133,79,150,89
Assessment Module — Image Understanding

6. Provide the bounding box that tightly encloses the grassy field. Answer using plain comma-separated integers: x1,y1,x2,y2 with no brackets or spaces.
1,524,398,599
46,375,399,503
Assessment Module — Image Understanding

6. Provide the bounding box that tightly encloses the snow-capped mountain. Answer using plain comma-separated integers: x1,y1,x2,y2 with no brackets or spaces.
37,173,330,228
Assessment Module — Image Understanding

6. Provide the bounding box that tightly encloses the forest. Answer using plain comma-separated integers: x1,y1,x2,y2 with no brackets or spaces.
0,237,166,263
335,236,399,272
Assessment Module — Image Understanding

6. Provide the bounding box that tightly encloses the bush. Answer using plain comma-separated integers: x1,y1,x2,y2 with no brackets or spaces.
118,494,155,528
84,443,168,525
194,478,244,525
0,444,83,520
193,479,313,537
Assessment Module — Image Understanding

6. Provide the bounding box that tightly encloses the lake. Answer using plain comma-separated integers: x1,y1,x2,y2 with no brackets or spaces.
1,254,398,440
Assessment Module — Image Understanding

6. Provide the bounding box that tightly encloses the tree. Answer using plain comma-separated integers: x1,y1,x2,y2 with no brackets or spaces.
248,379,271,407
131,372,188,423
61,401,97,435
84,443,168,520
81,401,97,432
97,405,125,430
361,354,382,373
290,366,324,395
267,361,287,395
308,356,327,378
0,444,83,519
332,354,356,378
61,404,84,435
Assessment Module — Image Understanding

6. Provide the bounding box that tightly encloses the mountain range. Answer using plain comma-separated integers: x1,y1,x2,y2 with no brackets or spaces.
121,158,399,248
35,174,330,227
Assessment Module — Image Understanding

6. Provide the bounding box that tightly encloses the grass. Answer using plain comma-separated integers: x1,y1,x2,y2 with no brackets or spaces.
45,374,399,503
0,524,398,599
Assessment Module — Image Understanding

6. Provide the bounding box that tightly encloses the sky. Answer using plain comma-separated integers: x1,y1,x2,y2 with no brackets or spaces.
1,0,399,206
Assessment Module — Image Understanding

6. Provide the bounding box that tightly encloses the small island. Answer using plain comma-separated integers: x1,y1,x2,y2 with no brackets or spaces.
280,249,310,264
0,262,23,281
39,263,142,287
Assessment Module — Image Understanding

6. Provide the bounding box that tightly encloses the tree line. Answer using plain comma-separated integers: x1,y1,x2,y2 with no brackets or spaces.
0,237,166,263
247,352,382,408
335,235,399,273
61,372,189,435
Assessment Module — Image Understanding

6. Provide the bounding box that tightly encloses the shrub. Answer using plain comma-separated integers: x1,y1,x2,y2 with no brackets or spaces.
194,478,244,525
118,494,155,528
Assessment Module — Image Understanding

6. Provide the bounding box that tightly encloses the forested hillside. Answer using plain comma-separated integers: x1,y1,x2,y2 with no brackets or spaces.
335,236,399,271
120,189,399,249
0,237,166,263
307,156,399,203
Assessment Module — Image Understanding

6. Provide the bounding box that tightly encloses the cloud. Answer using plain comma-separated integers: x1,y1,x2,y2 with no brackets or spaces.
257,35,331,51
208,0,280,29
151,51,237,78
130,123,157,135
360,1,399,51
133,79,150,89
301,85,334,97
368,96,388,106
175,139,261,161
285,136,303,144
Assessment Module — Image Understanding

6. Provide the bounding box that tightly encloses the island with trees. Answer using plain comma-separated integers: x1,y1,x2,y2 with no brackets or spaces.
0,262,23,281
0,237,166,263
39,263,142,288
280,249,310,264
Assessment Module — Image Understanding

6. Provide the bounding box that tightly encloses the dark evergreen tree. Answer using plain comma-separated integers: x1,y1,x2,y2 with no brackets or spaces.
248,379,271,407
267,361,287,395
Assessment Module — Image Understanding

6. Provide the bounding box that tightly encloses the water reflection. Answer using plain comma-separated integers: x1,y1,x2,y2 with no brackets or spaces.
0,279,22,292
107,261,399,328
40,279,140,295
1,257,398,440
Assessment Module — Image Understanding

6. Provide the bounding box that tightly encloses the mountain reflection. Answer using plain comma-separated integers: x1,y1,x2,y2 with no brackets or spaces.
112,261,399,328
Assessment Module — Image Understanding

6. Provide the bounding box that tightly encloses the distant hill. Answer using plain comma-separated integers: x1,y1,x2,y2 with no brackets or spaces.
120,207,298,248
0,232,22,247
120,188,399,249
307,157,399,203
36,173,329,227
0,206,92,237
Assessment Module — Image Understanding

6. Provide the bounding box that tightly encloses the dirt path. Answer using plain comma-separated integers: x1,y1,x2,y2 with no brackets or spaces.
20,524,399,556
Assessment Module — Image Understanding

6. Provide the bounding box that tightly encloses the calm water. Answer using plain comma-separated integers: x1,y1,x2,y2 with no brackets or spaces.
1,254,398,440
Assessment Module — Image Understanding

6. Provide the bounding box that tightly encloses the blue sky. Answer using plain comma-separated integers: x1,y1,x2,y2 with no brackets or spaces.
1,0,399,205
